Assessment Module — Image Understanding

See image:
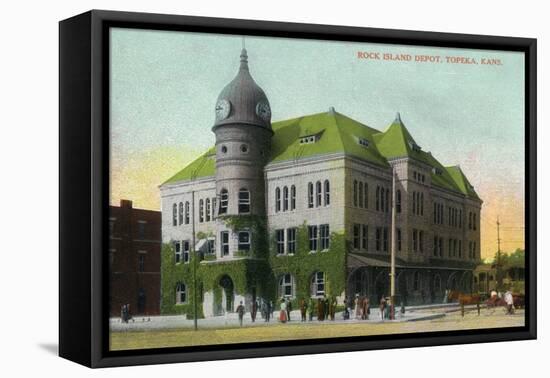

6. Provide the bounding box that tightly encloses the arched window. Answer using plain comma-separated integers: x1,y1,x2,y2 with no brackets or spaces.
412,192,416,215
278,274,294,298
380,187,385,212
473,213,477,230
178,202,183,225
396,190,402,213
311,271,325,297
385,189,390,213
199,199,204,223
420,192,424,216
359,182,364,208
205,198,211,222
238,188,250,213
275,187,281,212
219,189,228,214
413,271,421,291
176,282,187,304
316,181,322,207
364,183,368,208
308,182,314,208
324,180,330,206
184,201,190,224
283,186,289,211
172,204,177,226
353,180,358,207
290,185,296,210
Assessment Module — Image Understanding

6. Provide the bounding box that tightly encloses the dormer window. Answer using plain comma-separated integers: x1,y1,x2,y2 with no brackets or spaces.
432,167,443,175
358,138,370,148
409,140,422,152
300,135,318,144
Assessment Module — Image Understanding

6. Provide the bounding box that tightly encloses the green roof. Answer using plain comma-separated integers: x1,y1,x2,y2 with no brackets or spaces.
161,111,480,200
270,111,389,167
162,147,216,185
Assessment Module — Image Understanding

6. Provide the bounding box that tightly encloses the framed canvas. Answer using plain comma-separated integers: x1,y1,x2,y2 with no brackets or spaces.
59,10,537,368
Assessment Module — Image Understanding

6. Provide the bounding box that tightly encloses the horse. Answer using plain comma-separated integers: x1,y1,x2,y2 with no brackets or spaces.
447,290,481,317
486,293,525,314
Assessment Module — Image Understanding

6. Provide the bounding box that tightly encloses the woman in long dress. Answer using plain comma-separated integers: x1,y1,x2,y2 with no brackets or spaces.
279,299,287,323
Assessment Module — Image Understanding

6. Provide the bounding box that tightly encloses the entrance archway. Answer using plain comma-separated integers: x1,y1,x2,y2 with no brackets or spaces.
219,275,234,313
348,268,368,298
374,269,389,302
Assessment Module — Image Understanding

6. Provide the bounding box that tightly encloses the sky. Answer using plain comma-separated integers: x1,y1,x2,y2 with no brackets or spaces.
109,27,525,259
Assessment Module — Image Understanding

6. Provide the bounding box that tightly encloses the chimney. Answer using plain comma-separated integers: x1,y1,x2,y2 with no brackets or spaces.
120,199,133,209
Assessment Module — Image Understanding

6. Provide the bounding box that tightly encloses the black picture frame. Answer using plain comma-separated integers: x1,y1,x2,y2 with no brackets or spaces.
59,9,537,368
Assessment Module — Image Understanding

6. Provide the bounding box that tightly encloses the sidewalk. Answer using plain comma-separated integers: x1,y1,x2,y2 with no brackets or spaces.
110,307,446,332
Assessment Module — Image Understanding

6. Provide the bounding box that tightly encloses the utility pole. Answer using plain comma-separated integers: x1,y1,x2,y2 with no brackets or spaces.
496,216,502,292
390,167,397,320
192,190,198,331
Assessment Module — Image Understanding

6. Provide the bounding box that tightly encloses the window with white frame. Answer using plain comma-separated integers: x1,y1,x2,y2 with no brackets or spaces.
178,202,183,225
276,229,285,255
172,204,177,226
220,231,229,256
353,180,358,207
183,240,190,263
287,228,296,254
320,224,330,250
219,189,228,214
207,238,215,255
364,182,369,208
308,225,318,252
290,185,296,210
308,182,314,208
238,188,250,214
316,181,322,207
199,199,204,223
311,271,325,296
275,187,281,212
174,241,182,263
185,201,190,224
176,282,187,304
283,186,289,211
324,180,330,206
205,198,211,222
279,274,294,298
359,182,364,208
238,231,251,251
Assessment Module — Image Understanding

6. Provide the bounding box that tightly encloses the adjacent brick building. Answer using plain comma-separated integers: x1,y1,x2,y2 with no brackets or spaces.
109,199,161,316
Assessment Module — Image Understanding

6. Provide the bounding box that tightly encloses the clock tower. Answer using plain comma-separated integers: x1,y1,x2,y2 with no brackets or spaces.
212,48,273,217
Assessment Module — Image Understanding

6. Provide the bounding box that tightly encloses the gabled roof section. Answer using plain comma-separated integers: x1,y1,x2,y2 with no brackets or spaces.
162,147,216,185
446,165,480,199
269,110,389,167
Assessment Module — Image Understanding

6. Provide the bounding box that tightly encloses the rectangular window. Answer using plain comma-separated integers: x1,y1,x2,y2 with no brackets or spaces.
183,240,190,263
199,200,204,223
308,225,318,252
276,229,285,255
238,190,250,213
174,241,182,263
207,239,215,255
320,224,330,250
314,271,325,296
137,221,146,239
205,200,211,222
458,239,462,258
375,227,381,251
397,228,402,251
221,231,229,256
283,187,289,211
138,254,145,272
412,229,418,252
419,231,424,253
238,231,251,251
353,224,360,249
449,239,453,257
291,186,296,210
287,228,297,254
434,236,438,256
219,191,228,214
185,202,190,224
362,224,368,250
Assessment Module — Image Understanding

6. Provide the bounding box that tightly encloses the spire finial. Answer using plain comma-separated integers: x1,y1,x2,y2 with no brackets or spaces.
395,112,402,124
239,38,249,71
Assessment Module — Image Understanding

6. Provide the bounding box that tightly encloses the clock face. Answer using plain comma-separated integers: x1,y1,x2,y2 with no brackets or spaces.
215,99,231,121
255,101,271,122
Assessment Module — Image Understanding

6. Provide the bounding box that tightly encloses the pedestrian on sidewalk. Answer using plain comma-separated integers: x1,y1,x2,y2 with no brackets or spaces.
361,297,369,320
308,298,315,321
251,299,258,323
236,301,245,326
279,299,288,323
300,298,307,322
379,297,386,321
504,290,514,315
286,297,292,322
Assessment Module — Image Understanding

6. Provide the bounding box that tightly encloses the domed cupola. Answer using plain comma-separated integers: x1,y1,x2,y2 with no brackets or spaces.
212,48,272,132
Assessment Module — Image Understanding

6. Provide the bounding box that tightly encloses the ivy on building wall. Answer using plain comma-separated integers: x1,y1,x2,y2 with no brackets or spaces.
161,217,347,316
